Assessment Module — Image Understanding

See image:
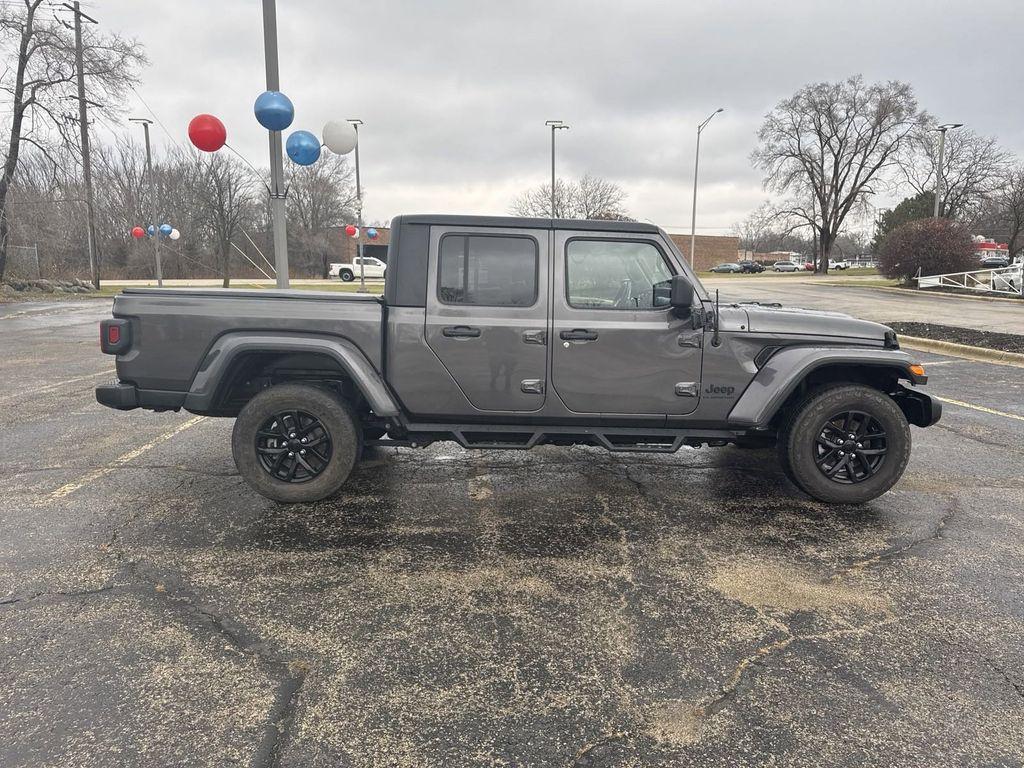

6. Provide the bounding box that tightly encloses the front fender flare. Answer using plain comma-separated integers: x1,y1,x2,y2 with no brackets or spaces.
183,332,400,417
727,346,923,429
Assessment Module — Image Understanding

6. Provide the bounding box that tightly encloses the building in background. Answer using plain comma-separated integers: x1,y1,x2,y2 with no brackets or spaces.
667,234,742,271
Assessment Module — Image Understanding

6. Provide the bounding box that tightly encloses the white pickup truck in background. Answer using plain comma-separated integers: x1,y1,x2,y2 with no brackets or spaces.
329,256,387,281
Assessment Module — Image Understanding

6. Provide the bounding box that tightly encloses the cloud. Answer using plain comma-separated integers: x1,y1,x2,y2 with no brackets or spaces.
98,0,1023,232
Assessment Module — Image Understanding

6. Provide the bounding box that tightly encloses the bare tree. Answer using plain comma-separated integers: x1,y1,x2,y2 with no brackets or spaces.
200,154,255,287
752,76,927,272
0,0,146,280
995,167,1024,260
286,153,357,277
733,201,776,257
510,174,630,220
901,127,1011,222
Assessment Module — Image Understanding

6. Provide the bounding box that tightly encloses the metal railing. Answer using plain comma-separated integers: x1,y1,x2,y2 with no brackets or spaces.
916,264,1023,297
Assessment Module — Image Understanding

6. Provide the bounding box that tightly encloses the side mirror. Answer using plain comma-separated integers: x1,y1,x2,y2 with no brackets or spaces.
669,274,694,312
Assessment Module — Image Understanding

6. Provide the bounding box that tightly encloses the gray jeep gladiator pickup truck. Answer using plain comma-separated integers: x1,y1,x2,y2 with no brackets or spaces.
96,214,940,504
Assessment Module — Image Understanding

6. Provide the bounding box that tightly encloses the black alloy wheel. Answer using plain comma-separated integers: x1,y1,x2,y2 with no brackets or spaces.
778,383,911,504
813,410,888,484
255,410,333,483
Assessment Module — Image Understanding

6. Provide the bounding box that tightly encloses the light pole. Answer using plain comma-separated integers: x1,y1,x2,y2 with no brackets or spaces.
931,123,963,218
347,119,365,291
129,117,162,286
689,108,723,269
262,0,290,288
545,120,569,217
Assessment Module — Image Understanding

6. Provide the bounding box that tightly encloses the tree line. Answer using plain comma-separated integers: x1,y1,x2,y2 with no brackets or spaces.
738,76,1024,271
1,1,358,284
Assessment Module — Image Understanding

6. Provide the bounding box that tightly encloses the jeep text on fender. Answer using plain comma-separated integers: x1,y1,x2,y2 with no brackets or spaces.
97,214,940,505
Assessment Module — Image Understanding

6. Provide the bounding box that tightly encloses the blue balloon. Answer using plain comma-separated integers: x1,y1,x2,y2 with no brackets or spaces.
286,130,321,166
147,225,156,237
367,228,379,240
159,224,173,237
254,91,295,132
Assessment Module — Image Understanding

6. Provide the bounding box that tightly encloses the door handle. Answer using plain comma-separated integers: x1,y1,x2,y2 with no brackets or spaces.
442,325,481,338
560,329,598,342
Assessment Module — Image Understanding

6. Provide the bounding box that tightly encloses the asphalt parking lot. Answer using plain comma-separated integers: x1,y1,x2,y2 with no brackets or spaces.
2,298,1023,767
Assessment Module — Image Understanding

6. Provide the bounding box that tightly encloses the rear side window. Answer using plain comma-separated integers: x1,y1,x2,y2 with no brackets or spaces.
438,235,538,306
566,239,673,310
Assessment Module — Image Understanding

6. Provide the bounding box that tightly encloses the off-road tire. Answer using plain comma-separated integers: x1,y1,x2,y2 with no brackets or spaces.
779,384,910,504
232,383,362,503
339,269,354,282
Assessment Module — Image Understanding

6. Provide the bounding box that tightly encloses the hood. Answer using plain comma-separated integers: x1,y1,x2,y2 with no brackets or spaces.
737,302,891,341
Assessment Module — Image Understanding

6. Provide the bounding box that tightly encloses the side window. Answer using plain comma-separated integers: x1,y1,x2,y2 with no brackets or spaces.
566,240,673,310
438,235,538,306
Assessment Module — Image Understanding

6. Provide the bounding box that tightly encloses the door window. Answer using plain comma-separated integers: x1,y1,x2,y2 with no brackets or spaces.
438,235,538,306
566,239,673,310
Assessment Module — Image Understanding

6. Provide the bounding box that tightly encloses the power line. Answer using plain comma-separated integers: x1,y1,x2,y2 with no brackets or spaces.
128,83,184,152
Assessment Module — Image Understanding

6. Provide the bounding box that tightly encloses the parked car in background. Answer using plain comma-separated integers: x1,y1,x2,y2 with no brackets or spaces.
710,263,743,273
773,261,800,272
329,256,387,281
803,262,815,271
980,255,1010,268
737,260,766,273
829,259,850,270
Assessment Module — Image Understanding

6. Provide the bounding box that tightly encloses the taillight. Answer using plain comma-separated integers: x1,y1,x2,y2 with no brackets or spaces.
100,319,130,354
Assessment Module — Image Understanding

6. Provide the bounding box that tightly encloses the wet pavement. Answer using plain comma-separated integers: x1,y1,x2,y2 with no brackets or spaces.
1,301,1023,767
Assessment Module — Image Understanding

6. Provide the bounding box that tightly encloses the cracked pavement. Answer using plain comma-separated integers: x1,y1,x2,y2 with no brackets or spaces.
1,300,1023,767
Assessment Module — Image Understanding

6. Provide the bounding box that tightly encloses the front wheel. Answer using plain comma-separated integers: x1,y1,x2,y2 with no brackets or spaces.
779,384,911,504
232,383,362,503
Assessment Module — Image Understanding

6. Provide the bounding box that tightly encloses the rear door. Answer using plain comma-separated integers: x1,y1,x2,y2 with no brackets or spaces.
550,231,703,416
425,226,550,412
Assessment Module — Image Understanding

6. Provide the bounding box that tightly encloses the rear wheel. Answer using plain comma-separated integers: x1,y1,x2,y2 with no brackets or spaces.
779,384,910,504
232,383,361,503
339,269,354,282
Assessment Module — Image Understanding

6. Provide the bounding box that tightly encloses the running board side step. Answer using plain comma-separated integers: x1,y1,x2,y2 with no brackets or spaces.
374,424,739,453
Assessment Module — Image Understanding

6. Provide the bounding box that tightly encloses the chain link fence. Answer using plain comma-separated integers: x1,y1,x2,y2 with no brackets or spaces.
5,245,43,280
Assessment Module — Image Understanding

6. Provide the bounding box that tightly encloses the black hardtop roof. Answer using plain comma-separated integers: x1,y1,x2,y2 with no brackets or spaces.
394,214,661,234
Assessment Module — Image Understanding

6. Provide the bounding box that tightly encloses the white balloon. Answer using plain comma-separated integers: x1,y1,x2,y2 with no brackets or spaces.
322,120,358,155
169,228,181,241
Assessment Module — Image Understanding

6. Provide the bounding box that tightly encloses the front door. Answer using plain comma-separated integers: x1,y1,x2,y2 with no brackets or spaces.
425,226,550,412
550,232,703,416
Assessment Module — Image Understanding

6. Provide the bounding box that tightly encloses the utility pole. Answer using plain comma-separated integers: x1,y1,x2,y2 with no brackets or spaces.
931,123,963,218
70,1,100,288
545,120,569,218
130,118,161,286
347,119,364,291
262,0,289,288
689,108,723,269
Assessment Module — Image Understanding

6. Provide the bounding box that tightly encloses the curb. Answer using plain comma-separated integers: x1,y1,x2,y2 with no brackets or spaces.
900,335,1024,368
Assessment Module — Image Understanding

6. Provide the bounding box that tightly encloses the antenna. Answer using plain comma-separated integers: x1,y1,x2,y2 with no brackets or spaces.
712,289,721,347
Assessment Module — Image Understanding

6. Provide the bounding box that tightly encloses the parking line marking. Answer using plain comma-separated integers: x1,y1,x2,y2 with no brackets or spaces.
935,396,1024,422
0,369,115,405
43,416,206,501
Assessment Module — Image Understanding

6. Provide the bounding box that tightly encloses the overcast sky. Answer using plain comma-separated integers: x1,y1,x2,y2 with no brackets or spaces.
94,0,1023,234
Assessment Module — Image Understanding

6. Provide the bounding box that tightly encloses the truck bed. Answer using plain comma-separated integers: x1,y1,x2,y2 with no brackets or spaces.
112,288,384,396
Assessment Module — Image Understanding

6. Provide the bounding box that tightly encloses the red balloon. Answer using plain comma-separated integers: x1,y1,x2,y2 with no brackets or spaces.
188,114,227,153
131,226,146,239
345,224,358,237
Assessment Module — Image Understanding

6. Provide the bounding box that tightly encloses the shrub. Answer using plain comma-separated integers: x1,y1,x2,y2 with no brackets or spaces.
878,218,975,284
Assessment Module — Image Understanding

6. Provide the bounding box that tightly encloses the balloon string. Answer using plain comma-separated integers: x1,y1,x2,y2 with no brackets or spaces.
223,143,271,189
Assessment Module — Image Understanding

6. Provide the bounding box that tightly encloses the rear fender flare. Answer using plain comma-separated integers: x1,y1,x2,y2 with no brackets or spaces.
727,346,923,428
183,332,400,416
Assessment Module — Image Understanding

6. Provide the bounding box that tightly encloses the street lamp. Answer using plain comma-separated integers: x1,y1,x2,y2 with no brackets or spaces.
689,107,723,269
129,117,161,286
545,120,569,218
347,118,365,291
931,123,963,218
